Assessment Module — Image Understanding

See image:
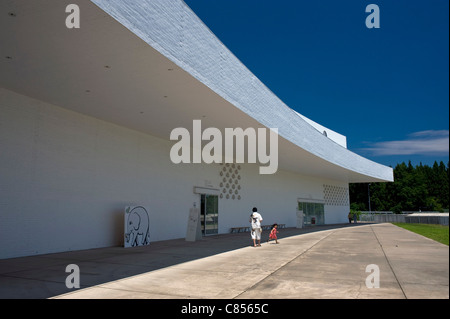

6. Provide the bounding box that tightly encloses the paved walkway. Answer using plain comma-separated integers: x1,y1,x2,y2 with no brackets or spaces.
0,223,448,299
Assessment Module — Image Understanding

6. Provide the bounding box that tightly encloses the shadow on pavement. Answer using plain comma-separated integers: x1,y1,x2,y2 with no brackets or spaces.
0,223,371,298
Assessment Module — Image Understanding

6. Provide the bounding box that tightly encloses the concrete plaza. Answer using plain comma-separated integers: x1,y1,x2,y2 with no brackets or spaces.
0,223,448,299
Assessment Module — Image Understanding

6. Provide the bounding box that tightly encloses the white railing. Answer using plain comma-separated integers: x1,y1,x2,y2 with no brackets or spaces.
358,211,448,225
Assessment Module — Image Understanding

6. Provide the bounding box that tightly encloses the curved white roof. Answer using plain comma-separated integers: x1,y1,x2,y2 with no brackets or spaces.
0,0,393,183
90,0,392,182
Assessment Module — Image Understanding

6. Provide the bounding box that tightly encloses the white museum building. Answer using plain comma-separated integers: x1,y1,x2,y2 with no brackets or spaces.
0,0,393,259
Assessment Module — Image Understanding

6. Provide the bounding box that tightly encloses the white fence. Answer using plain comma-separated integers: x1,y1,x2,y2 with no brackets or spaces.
404,214,449,226
359,212,449,225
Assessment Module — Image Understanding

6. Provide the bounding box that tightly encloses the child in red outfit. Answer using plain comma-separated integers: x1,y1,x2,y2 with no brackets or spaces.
268,224,279,244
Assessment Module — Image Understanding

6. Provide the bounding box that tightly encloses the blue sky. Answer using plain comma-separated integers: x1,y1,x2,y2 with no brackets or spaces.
184,0,449,168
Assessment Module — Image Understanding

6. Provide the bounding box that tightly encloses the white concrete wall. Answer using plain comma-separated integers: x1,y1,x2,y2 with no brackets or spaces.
0,88,200,258
0,88,349,259
224,164,324,230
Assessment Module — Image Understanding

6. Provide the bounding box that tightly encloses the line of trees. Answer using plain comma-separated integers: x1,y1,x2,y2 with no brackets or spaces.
350,161,449,213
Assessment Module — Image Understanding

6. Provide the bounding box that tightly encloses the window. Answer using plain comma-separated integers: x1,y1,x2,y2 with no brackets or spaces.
200,194,219,235
298,201,325,226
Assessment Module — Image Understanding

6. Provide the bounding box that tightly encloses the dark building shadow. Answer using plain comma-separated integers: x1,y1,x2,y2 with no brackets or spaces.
0,223,373,298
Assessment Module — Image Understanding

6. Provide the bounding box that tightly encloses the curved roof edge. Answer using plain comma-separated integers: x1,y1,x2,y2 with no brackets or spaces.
90,0,393,182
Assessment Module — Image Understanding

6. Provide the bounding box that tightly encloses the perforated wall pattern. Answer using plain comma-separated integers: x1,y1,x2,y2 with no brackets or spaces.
219,163,241,200
323,184,349,206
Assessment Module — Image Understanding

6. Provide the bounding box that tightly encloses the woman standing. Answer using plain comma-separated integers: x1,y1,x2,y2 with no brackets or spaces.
250,207,263,247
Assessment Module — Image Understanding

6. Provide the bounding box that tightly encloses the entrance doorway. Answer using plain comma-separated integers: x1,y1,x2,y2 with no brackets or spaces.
298,201,325,226
200,194,219,235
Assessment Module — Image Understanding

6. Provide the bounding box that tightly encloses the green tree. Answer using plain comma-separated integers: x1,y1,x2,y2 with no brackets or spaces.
350,161,449,213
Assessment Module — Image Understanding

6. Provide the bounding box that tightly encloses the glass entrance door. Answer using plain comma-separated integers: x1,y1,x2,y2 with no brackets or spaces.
298,201,325,226
200,194,219,235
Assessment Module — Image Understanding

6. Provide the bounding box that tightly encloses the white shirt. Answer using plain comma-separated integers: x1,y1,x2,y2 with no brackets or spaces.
251,212,263,229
